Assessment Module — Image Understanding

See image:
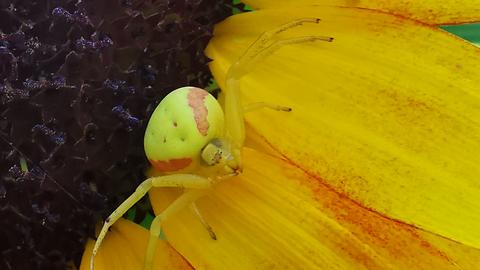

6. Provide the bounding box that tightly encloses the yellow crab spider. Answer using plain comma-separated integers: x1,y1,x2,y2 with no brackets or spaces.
90,18,333,270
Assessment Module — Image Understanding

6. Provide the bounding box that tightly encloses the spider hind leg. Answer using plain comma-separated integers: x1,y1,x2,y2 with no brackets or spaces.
89,174,213,270
144,189,207,270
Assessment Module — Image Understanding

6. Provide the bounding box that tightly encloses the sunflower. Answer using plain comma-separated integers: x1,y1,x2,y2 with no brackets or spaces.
81,1,480,269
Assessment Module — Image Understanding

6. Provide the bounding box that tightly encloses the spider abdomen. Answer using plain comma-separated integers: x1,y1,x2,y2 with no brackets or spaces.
144,86,224,173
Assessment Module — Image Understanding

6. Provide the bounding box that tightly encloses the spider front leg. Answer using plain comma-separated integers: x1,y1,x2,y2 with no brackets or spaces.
239,18,325,67
223,19,333,161
89,174,213,270
228,18,333,80
222,18,332,164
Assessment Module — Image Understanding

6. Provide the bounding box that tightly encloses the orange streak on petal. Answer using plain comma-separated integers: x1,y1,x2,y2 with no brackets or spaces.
252,130,457,265
304,165,452,263
187,87,209,136
256,138,449,263
150,158,192,172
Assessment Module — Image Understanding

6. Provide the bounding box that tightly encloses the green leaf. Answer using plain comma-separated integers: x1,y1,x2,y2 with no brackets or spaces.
441,23,480,45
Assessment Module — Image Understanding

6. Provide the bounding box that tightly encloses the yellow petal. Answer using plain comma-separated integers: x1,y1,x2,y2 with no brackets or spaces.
206,7,480,249
244,122,282,158
80,219,192,270
150,148,480,269
243,0,480,25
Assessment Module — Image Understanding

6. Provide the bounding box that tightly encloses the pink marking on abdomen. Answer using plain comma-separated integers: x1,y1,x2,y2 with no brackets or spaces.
149,158,192,172
187,87,209,136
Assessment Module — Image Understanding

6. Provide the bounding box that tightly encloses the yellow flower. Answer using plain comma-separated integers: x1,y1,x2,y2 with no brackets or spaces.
81,1,480,269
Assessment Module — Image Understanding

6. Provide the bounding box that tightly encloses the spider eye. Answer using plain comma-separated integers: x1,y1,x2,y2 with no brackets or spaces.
201,139,223,166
